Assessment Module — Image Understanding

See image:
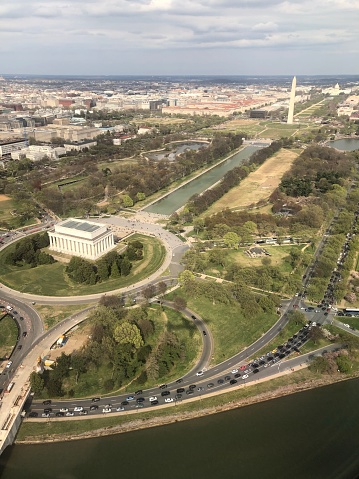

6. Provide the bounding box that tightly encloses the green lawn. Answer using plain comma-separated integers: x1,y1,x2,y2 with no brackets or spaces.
0,198,38,229
0,314,18,360
185,295,278,364
35,304,96,329
0,235,166,296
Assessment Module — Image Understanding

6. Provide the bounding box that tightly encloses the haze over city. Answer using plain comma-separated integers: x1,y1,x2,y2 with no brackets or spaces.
1,0,359,75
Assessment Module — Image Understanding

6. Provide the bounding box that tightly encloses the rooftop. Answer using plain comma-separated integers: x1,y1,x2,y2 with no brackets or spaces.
61,219,101,233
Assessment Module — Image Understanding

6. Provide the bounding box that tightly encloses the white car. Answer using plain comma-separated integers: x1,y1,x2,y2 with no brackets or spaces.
102,408,112,413
196,370,204,376
164,398,174,403
344,323,350,328
231,369,238,374
242,374,249,379
74,406,83,412
42,413,50,418
149,396,157,402
65,411,74,417
59,408,68,412
6,361,12,368
116,406,125,412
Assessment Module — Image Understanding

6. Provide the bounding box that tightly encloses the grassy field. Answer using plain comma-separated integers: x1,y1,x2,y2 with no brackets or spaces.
0,234,166,296
131,117,190,126
185,295,278,364
204,148,299,215
17,366,331,442
0,196,37,229
227,245,301,270
0,314,18,360
35,304,96,329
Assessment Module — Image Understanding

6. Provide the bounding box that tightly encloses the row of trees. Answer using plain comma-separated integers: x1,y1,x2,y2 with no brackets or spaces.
6,233,55,268
66,240,143,285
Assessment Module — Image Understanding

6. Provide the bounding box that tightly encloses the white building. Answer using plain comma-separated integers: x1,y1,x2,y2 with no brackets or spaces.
48,218,115,260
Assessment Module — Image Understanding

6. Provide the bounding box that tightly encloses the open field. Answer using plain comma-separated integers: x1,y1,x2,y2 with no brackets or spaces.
131,117,191,126
35,303,96,329
0,314,18,361
0,234,166,296
204,148,299,215
227,244,303,270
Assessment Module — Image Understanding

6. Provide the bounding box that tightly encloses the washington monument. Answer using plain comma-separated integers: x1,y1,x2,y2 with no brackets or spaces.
287,76,296,124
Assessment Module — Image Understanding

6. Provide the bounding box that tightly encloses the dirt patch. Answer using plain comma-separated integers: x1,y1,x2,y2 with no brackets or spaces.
47,324,91,360
204,148,299,215
0,194,11,202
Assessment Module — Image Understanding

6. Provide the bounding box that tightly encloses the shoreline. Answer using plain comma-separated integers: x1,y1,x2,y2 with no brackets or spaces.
16,372,359,446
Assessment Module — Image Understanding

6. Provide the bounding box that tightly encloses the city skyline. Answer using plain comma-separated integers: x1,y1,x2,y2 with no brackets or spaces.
1,0,359,76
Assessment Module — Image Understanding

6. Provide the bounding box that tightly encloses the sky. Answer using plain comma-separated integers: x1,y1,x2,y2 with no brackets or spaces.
1,0,358,76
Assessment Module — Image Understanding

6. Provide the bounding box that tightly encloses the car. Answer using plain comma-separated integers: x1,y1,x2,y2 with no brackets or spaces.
13,311,18,315
91,397,101,402
121,401,129,406
176,378,183,383
242,374,249,379
224,375,231,381
90,405,98,411
344,323,350,328
231,369,238,374
196,370,204,376
19,316,24,321
135,404,144,408
44,408,52,413
197,386,204,391
116,406,125,411
56,412,64,417
161,390,170,396
191,315,196,320
149,396,158,402
59,407,69,412
22,332,27,337
234,373,241,378
188,384,196,390
102,408,112,413
43,400,52,405
42,413,50,418
217,379,224,384
79,410,88,415
74,406,83,412
65,411,74,417
126,396,135,401
29,412,38,418
175,394,182,400
239,365,246,371
136,397,145,403
244,369,251,374
135,389,143,395
203,331,207,336
253,369,259,374
151,400,159,405
207,383,214,388
159,384,168,389
17,345,22,350
177,388,185,393
103,404,112,408
165,397,174,403
230,379,237,385
6,361,12,368
186,389,194,395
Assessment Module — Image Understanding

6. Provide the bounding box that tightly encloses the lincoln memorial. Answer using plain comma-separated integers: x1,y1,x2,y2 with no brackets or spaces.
48,218,115,260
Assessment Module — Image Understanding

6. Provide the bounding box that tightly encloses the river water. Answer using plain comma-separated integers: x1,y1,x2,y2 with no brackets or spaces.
145,145,260,215
1,378,359,479
326,138,359,152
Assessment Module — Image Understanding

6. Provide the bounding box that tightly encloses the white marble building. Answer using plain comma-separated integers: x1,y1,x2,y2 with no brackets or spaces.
48,218,115,260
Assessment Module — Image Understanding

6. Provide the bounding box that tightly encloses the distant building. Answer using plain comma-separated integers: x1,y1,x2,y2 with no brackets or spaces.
48,218,115,260
0,139,28,157
249,110,269,119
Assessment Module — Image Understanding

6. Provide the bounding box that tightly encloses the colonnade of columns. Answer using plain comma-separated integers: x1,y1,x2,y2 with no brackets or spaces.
48,233,114,260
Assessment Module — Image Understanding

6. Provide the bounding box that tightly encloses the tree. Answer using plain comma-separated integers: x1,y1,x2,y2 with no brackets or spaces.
142,284,156,301
71,353,88,384
30,371,45,395
111,261,121,278
223,231,239,249
136,192,146,201
287,310,306,326
308,326,324,344
120,257,132,276
114,321,144,349
122,194,134,208
173,295,187,311
178,270,195,287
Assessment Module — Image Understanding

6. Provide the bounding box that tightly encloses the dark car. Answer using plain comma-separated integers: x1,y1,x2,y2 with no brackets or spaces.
203,331,207,336
44,408,52,414
159,384,167,389
177,388,185,393
92,397,101,402
22,331,27,337
230,379,237,385
29,412,38,418
121,400,129,406
17,345,22,350
176,378,183,383
43,400,52,405
151,400,159,405
19,316,24,321
191,315,196,320
188,384,196,390
234,373,241,378
90,405,99,411
136,397,145,403
253,368,259,374
217,379,224,384
161,390,170,397
56,412,64,417
224,375,231,381
135,390,143,396
186,389,194,395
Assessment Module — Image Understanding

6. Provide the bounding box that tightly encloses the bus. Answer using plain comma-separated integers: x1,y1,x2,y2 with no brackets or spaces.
6,382,14,393
343,308,359,316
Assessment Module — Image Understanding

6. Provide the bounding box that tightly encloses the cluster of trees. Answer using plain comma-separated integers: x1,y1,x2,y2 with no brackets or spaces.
66,240,143,285
186,139,288,216
178,270,280,319
30,296,186,397
6,233,55,268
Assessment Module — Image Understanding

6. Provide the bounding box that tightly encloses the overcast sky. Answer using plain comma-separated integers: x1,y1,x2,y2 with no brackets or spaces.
1,0,358,76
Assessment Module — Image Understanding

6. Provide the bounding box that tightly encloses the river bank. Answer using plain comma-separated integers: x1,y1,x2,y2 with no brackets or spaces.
16,368,359,446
